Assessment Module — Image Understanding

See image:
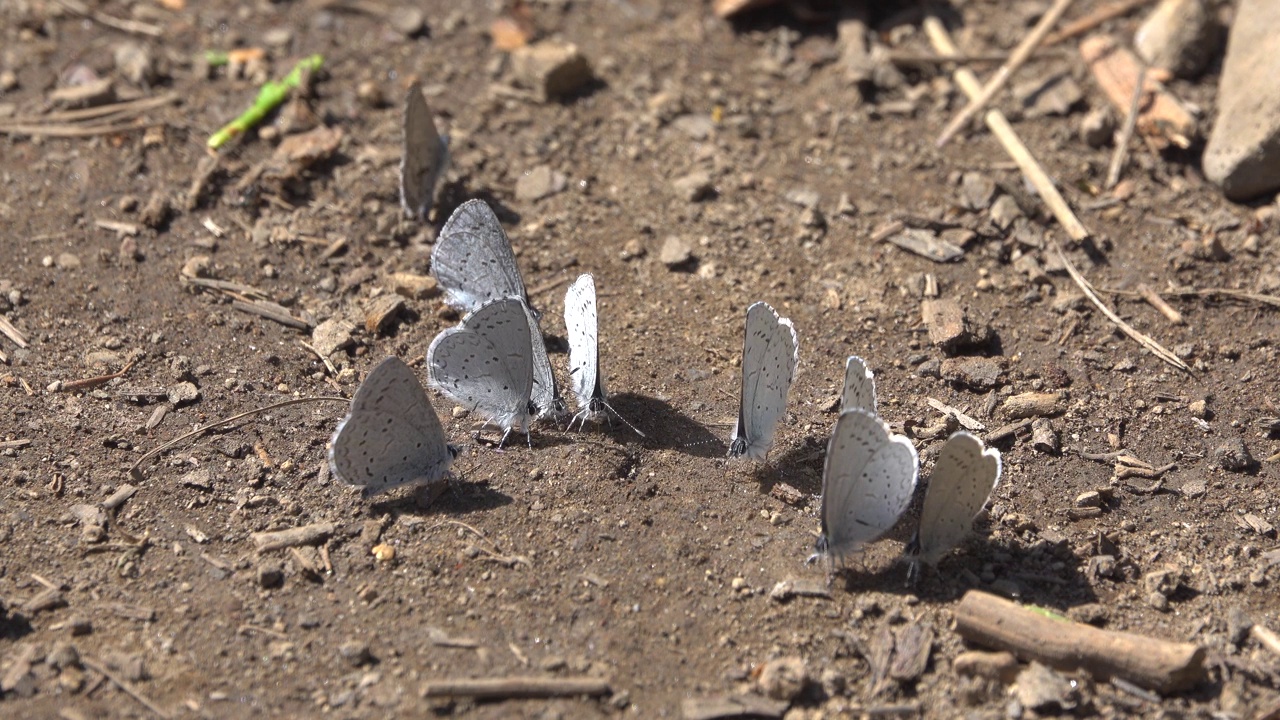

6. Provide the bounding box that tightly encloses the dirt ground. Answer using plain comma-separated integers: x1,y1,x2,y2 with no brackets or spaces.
2,0,1279,717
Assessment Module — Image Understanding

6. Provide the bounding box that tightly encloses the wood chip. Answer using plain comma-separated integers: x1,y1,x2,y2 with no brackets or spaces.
421,676,611,699
252,522,336,552
1003,391,1066,419
1080,35,1196,148
364,294,405,334
681,694,790,720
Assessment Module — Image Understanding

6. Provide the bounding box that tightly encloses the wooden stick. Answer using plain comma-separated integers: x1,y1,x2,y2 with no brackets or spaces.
0,92,179,126
924,17,1091,242
1053,242,1189,373
51,0,163,36
1253,625,1280,658
128,396,347,480
81,656,170,719
0,315,30,348
0,439,32,450
421,676,611,699
1106,64,1147,189
0,120,160,138
252,522,336,552
61,357,140,392
935,0,1076,147
1137,283,1184,324
954,590,1206,693
1044,0,1158,46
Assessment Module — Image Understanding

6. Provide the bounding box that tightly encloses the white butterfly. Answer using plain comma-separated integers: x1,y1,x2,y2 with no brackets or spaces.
563,274,643,435
841,355,876,414
906,431,1002,576
813,408,919,563
728,302,799,461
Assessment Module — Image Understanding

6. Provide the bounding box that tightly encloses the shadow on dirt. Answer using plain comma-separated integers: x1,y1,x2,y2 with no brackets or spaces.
605,392,726,458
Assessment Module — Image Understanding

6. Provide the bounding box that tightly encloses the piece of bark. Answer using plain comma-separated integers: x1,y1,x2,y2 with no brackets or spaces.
252,522,336,552
681,694,790,720
954,590,1205,692
1080,35,1196,148
1003,391,1065,419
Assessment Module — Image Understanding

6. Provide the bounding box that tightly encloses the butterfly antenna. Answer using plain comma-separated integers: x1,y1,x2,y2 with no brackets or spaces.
601,400,646,438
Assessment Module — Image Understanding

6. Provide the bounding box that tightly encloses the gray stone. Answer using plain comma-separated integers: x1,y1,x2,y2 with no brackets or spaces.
113,43,157,86
511,40,593,102
940,356,1005,390
1080,106,1115,148
989,195,1024,229
659,236,693,268
1203,0,1280,200
515,165,566,202
1012,662,1078,713
167,382,200,406
959,172,996,211
1213,436,1256,471
672,170,714,202
1135,0,1221,78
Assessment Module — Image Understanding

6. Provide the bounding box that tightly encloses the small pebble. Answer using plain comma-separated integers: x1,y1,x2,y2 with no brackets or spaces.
659,236,693,268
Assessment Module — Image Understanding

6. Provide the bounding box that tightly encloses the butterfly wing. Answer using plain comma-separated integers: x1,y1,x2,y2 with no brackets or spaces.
841,355,877,414
914,431,1002,565
430,200,527,312
399,82,448,221
427,298,535,433
820,409,919,559
329,357,455,494
564,274,600,411
523,300,564,420
730,301,799,460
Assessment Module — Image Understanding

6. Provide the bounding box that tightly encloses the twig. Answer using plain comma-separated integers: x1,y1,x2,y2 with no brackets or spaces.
51,0,163,36
936,0,1076,147
208,54,324,149
1136,283,1183,324
527,276,571,298
1106,64,1147,189
102,484,139,511
299,341,337,375
0,93,179,126
0,120,161,138
81,656,170,719
926,397,985,431
61,357,140,392
230,299,312,330
984,418,1033,444
955,590,1206,693
924,17,1091,242
420,676,611,699
1044,0,1159,46
1253,625,1280,658
0,439,32,450
0,315,30,348
425,519,531,568
128,396,347,480
1053,242,1190,373
252,522,336,552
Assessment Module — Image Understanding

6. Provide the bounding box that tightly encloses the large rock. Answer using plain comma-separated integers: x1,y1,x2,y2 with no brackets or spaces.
1203,0,1280,200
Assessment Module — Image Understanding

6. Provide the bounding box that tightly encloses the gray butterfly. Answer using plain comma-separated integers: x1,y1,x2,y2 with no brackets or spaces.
400,81,450,222
427,297,537,447
329,356,458,495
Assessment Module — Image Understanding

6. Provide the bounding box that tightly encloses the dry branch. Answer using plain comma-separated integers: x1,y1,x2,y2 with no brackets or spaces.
421,676,611,699
954,590,1206,693
924,17,1091,242
936,0,1076,147
1044,0,1158,46
1053,242,1189,373
252,522,336,552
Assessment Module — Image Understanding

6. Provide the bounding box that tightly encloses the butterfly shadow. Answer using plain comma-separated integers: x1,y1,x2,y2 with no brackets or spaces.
367,477,514,519
747,435,827,496
601,392,726,458
432,186,523,231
